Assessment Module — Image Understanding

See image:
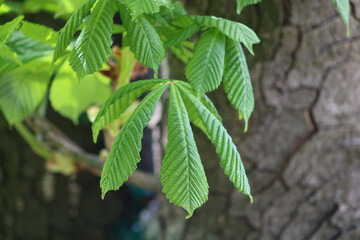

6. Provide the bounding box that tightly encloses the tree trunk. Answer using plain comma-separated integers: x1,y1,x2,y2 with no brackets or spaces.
159,0,360,239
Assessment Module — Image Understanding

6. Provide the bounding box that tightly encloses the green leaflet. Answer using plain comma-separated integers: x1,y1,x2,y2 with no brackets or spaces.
0,0,4,7
53,0,96,62
169,44,193,64
174,15,260,55
176,81,222,123
118,2,165,73
5,31,54,64
56,0,87,18
20,21,58,45
1,31,54,74
159,1,186,19
22,0,58,14
161,85,209,218
69,0,114,79
224,38,254,132
50,61,111,124
0,15,24,48
92,79,167,142
100,83,169,198
236,0,262,14
121,0,171,20
186,28,225,95
177,83,252,201
164,25,200,48
334,0,350,37
0,59,52,124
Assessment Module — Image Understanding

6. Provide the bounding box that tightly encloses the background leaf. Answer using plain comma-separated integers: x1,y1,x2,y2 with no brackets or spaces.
224,38,254,132
0,15,24,48
6,31,54,62
69,0,113,79
185,28,225,95
0,59,51,124
100,83,169,198
49,61,111,124
161,85,209,218
20,21,58,45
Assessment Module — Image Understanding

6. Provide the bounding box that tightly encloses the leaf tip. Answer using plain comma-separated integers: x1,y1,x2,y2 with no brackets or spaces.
185,211,193,219
244,120,249,133
101,188,107,200
249,194,253,204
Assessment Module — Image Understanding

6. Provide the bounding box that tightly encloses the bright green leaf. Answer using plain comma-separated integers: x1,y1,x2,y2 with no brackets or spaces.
56,0,87,18
185,28,225,95
236,0,262,14
334,0,350,37
0,59,51,124
177,83,252,201
49,61,111,123
92,79,167,142
161,85,209,218
224,38,254,132
6,31,54,64
20,21,58,45
100,83,169,198
69,0,114,79
53,0,97,62
0,15,24,48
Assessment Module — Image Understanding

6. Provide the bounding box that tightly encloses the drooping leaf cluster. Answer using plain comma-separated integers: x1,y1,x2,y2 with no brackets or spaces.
0,0,350,217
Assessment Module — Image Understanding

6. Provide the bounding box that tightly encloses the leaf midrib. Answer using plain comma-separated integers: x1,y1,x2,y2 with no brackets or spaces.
77,0,108,64
172,86,192,210
195,29,220,93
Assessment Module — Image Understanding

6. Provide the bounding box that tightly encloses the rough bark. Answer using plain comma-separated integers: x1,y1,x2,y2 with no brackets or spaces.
159,0,360,239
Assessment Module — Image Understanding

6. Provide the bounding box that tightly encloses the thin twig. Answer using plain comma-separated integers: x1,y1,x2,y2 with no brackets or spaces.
20,115,161,193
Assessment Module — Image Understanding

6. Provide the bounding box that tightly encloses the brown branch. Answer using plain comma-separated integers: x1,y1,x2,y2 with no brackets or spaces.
25,115,162,193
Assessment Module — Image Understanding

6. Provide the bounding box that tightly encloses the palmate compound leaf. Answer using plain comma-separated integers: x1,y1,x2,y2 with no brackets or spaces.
117,2,165,74
92,79,166,142
53,0,97,62
173,15,260,55
177,82,252,201
100,82,169,198
333,0,350,37
185,28,225,95
236,0,262,14
161,85,209,218
175,81,222,135
0,15,24,48
69,0,113,79
224,38,254,132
